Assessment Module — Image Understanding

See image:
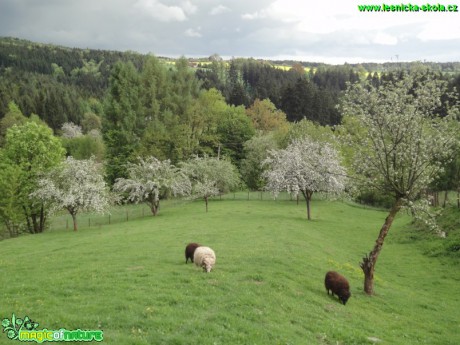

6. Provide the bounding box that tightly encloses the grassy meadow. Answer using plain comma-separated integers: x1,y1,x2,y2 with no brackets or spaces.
1,196,459,344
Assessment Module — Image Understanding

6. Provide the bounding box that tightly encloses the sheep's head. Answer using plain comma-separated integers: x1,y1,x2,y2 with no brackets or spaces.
340,291,351,305
202,258,213,273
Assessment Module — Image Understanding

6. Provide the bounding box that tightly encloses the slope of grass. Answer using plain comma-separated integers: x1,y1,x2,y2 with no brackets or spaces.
1,198,459,344
392,204,460,260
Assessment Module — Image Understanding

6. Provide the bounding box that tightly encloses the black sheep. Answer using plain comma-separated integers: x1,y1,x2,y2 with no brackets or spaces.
185,243,201,263
325,271,351,305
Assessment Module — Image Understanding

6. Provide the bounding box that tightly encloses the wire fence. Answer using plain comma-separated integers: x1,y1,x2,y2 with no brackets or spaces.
6,190,456,236
48,189,458,232
47,191,306,232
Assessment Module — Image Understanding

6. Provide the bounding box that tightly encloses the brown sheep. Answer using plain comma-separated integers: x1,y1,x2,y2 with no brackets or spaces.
325,271,351,305
185,243,201,263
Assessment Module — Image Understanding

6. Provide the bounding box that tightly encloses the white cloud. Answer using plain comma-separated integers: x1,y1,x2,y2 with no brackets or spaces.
185,27,202,38
0,0,458,63
242,10,267,20
181,0,197,15
417,18,460,41
210,5,231,15
134,0,187,22
373,32,398,45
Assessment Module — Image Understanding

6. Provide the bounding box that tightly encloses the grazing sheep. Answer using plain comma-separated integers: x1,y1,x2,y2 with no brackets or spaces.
185,243,201,263
325,271,351,305
193,246,216,273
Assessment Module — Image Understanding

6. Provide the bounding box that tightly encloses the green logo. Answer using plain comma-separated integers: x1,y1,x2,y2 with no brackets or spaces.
2,314,103,343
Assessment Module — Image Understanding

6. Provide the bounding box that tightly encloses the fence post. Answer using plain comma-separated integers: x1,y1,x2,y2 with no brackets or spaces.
109,214,111,224
88,218,91,227
126,211,129,221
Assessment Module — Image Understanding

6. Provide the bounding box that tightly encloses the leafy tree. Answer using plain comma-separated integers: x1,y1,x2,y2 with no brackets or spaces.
263,137,346,220
340,70,458,295
139,55,171,121
181,88,227,157
31,156,111,231
290,63,306,76
137,56,206,163
181,156,240,212
103,61,143,183
113,157,191,216
81,112,102,133
284,118,336,147
169,57,202,117
246,99,289,133
61,132,105,161
3,121,65,233
0,157,23,238
227,60,250,106
0,102,27,146
240,134,278,190
217,105,255,166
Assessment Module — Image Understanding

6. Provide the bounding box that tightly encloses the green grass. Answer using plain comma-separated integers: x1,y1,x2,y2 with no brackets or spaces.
1,198,459,344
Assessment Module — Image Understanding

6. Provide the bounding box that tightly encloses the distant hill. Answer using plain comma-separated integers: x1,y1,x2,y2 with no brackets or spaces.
1,36,459,131
2,36,460,76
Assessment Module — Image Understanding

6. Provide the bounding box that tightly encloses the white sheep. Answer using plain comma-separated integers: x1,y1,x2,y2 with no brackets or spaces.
193,246,216,273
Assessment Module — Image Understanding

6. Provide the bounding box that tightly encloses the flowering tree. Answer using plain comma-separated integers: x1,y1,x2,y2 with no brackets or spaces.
180,156,240,212
31,156,111,231
263,137,346,220
113,157,191,216
61,122,83,138
340,70,458,295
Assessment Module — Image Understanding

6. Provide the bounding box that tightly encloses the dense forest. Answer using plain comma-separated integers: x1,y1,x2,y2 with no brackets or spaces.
2,36,459,129
1,36,459,187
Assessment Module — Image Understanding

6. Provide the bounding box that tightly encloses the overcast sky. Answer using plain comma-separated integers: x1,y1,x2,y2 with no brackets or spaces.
0,0,459,64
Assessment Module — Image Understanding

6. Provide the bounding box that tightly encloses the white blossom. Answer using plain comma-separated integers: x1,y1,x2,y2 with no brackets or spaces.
30,156,111,230
263,137,347,219
180,155,240,212
113,157,191,216
61,122,83,138
341,72,458,203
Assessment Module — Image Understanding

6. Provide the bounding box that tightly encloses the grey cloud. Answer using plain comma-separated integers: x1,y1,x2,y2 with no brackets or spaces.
0,0,458,63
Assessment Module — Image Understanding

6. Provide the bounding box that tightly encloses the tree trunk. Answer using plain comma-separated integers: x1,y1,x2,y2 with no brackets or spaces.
71,212,78,231
205,196,208,213
150,200,159,216
443,190,448,208
457,188,460,209
301,190,313,220
23,206,33,234
31,213,40,233
39,205,46,232
360,198,403,295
